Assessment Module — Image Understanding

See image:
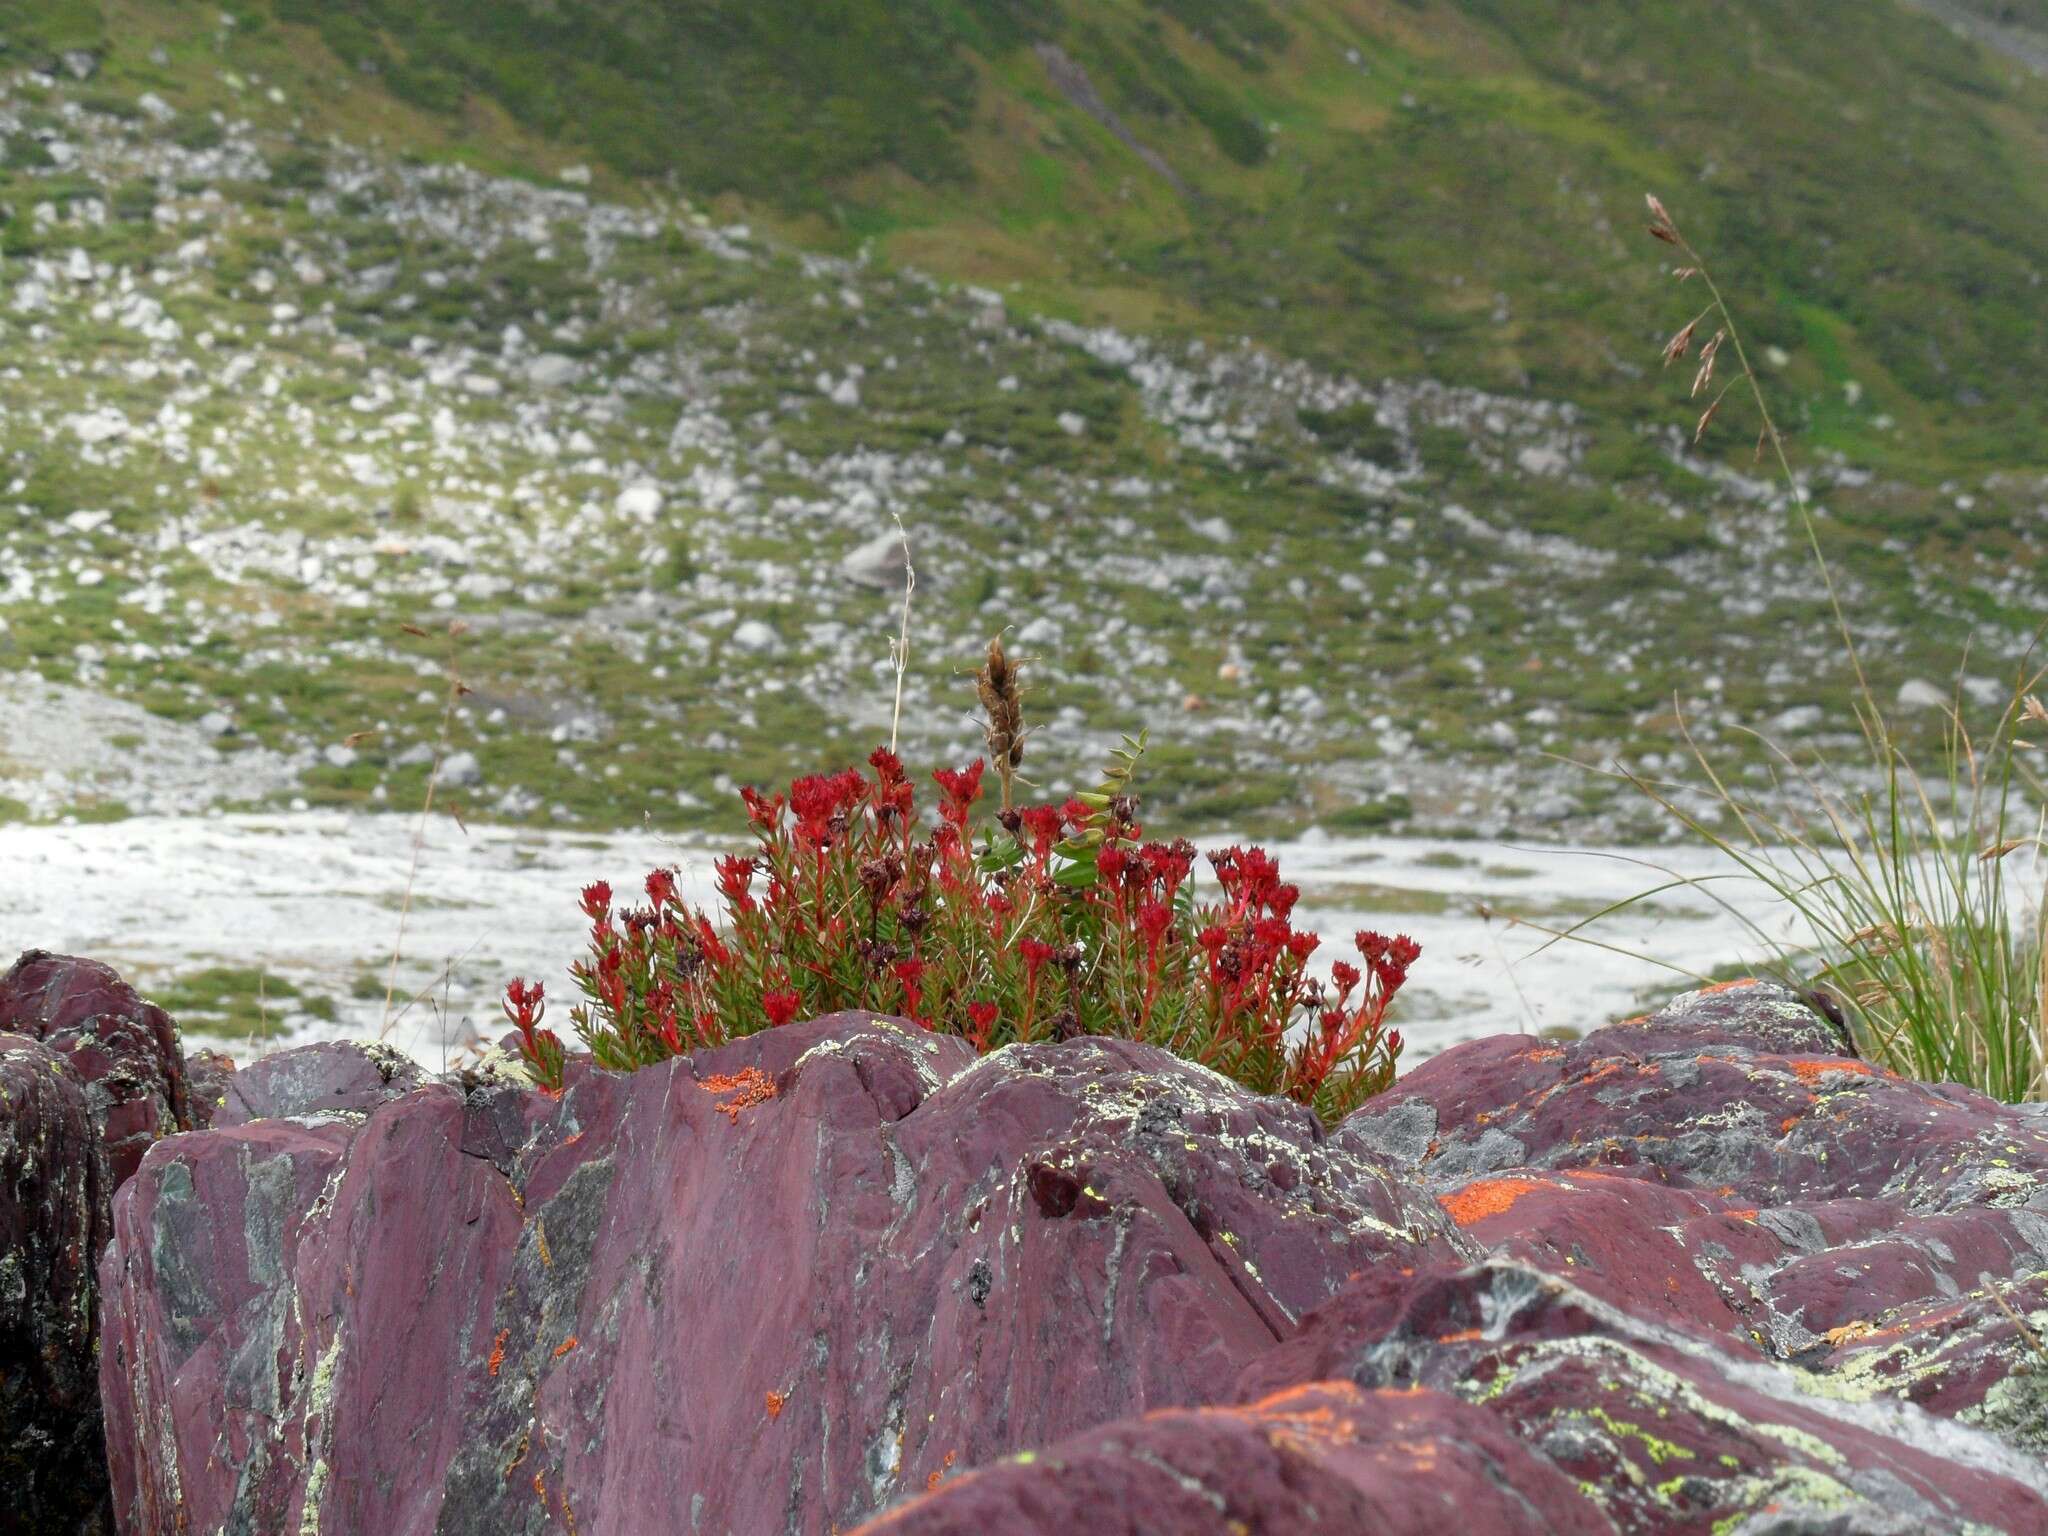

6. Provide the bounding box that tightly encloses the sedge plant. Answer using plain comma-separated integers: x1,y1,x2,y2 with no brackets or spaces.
1563,196,2048,1102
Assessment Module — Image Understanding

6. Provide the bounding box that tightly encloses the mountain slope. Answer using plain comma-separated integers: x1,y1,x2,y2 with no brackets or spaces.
0,1,2043,844
54,0,2042,473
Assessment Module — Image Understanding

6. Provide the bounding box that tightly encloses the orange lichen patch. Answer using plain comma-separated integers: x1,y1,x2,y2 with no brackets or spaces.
925,1450,957,1491
1725,1209,1759,1223
535,1221,552,1269
1615,1013,1652,1027
561,1493,578,1536
1438,1327,1485,1343
487,1328,509,1378
701,1066,778,1123
765,1391,787,1421
552,1335,579,1359
1700,977,1761,995
1785,1058,1876,1084
533,1472,546,1503
1438,1176,1549,1228
1824,1320,1878,1346
1519,1046,1565,1062
1780,1116,1801,1134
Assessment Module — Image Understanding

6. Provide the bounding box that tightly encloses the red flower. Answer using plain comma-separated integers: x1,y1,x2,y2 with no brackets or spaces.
791,768,867,849
579,881,613,921
893,959,928,1024
502,977,546,1032
1018,937,1056,978
1136,899,1172,944
763,989,802,1028
740,785,785,830
715,855,757,913
1018,805,1063,856
645,867,677,910
932,760,986,827
695,915,732,971
966,1000,999,1050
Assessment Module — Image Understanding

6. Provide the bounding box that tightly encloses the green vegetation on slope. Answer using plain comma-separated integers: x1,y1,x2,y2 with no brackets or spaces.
0,1,2043,841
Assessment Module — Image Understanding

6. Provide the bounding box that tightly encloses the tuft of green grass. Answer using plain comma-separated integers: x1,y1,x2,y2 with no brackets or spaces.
1573,196,2048,1102
150,965,339,1040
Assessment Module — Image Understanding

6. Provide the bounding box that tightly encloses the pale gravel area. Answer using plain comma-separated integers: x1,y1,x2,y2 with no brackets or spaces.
0,811,1799,1071
0,673,299,818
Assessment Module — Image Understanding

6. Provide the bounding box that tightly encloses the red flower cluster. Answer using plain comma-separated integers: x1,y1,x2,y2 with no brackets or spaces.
510,751,1412,1120
501,977,564,1093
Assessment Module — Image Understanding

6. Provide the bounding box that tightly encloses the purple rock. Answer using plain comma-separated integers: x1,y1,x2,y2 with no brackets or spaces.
180,1049,236,1131
1,1033,113,1533
856,1379,1617,1536
93,984,2048,1534
0,950,193,1188
101,1013,1454,1533
212,1038,428,1127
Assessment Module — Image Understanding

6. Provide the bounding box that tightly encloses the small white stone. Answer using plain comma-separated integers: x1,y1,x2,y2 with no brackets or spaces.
730,619,781,656
615,484,664,519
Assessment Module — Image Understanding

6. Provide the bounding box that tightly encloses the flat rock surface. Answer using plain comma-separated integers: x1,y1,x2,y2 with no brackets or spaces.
96,982,2048,1534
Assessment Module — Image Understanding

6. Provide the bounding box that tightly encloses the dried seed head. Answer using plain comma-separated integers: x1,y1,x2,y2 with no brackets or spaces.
1662,318,1699,367
976,635,1026,769
1691,330,1725,398
1693,397,1721,445
1645,193,1681,244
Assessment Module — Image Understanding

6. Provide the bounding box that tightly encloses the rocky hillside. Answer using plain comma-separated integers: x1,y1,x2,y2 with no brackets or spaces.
0,3,2043,838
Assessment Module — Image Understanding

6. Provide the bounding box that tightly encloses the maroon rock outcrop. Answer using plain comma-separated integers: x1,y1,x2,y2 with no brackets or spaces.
877,979,2048,1532
1,1033,114,1535
97,981,2048,1535
0,950,195,1188
101,1014,1455,1534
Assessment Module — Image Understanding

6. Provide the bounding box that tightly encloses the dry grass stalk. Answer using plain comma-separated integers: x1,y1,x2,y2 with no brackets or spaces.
381,620,471,1041
1646,193,1871,706
887,512,916,755
1982,1273,2048,1369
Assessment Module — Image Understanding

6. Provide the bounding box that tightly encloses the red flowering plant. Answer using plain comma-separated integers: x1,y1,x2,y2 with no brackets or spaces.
509,732,1414,1125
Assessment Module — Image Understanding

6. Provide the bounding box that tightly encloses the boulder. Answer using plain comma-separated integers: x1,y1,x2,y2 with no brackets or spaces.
857,1379,1615,1536
0,950,194,1188
96,982,2048,1534
180,1048,236,1131
1,1034,113,1534
212,1038,427,1127
100,1014,1453,1534
872,978,2048,1532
